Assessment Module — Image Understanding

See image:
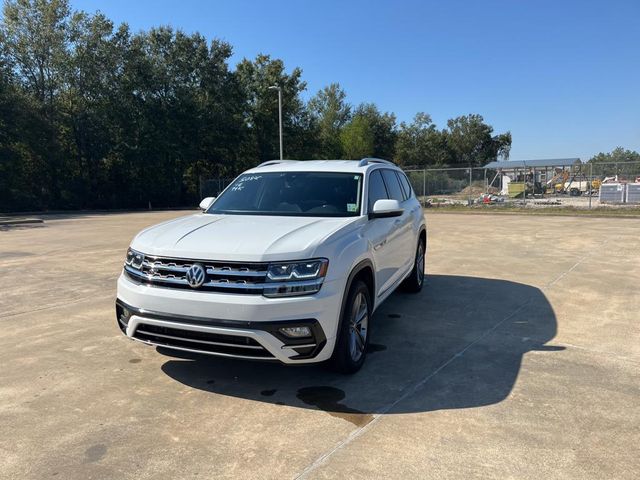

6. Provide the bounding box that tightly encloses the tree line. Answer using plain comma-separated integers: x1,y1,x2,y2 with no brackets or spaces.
589,147,640,164
1,0,516,211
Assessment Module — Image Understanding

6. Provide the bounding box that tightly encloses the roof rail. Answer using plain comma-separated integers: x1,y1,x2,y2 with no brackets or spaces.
256,159,300,168
358,158,396,167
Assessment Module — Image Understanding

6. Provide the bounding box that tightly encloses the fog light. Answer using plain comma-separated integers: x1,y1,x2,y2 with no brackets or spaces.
279,326,312,338
117,306,131,326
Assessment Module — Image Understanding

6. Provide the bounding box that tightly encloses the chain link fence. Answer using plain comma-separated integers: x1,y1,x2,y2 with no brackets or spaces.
405,162,640,209
201,162,640,210
199,177,235,199
405,168,487,206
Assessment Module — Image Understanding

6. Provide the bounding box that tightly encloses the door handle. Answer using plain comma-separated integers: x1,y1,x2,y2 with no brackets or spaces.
374,239,387,250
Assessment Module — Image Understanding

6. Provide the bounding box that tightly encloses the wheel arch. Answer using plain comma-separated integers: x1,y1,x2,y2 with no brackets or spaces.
337,259,376,333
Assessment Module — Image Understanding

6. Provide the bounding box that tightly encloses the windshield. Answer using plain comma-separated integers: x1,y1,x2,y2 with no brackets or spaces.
207,172,363,217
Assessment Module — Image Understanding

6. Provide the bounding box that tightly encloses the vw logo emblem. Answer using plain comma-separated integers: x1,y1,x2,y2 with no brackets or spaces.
185,263,206,288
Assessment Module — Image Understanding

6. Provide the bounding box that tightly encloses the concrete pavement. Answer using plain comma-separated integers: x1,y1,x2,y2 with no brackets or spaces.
0,211,638,479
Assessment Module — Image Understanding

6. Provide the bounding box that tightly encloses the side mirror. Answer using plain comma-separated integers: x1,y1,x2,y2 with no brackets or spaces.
369,199,403,219
199,197,216,210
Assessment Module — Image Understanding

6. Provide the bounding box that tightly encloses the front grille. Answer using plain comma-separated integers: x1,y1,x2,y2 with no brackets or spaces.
125,255,269,294
133,323,274,358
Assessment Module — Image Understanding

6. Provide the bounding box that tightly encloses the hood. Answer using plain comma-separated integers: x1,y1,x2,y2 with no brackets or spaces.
131,213,359,261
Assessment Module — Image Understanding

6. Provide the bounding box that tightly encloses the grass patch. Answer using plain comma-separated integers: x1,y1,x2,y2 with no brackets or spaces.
424,204,640,217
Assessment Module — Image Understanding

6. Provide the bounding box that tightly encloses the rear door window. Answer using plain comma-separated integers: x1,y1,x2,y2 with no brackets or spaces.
368,170,389,211
396,172,413,200
381,169,405,202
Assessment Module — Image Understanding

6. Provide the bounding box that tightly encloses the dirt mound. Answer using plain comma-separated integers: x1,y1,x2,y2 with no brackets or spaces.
459,185,487,196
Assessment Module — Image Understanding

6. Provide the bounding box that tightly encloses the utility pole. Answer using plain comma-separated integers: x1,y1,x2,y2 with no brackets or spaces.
268,85,283,160
522,161,527,206
589,162,593,209
468,167,473,205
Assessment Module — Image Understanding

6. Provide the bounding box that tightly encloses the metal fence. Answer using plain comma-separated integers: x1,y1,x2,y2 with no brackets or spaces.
405,168,487,205
201,161,640,209
406,162,640,208
199,177,235,199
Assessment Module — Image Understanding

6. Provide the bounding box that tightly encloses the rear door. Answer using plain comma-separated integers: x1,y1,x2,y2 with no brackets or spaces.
380,169,414,280
396,170,422,260
364,169,397,296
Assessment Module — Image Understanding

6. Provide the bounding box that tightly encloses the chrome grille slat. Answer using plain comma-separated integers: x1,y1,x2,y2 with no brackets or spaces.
206,267,267,277
142,260,190,273
126,266,187,285
125,265,323,291
125,255,322,295
140,257,267,277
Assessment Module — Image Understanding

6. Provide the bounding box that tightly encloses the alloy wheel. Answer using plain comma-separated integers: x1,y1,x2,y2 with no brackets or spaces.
348,292,369,362
416,243,425,286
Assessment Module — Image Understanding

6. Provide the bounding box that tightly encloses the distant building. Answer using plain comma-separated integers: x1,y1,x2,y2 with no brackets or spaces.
482,158,583,195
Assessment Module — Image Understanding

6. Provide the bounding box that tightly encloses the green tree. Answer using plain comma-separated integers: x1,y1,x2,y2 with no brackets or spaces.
308,83,350,158
1,0,71,105
340,115,374,159
492,132,512,161
353,103,396,159
122,27,222,207
395,112,450,167
445,114,511,166
0,0,515,212
235,54,308,163
589,147,640,180
589,147,640,163
1,0,73,208
60,11,124,207
188,39,245,193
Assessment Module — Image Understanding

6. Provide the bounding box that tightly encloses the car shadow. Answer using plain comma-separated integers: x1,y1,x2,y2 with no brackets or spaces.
159,274,561,422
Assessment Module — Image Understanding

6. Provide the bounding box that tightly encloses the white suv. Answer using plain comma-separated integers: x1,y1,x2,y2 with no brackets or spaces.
116,158,426,373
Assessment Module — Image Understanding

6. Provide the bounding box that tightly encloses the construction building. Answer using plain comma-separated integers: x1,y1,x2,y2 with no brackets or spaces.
482,158,586,197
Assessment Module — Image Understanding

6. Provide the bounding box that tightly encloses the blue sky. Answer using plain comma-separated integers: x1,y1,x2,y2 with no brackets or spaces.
70,0,639,161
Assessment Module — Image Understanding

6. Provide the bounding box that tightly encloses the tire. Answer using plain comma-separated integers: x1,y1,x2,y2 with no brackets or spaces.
402,237,425,293
328,280,371,374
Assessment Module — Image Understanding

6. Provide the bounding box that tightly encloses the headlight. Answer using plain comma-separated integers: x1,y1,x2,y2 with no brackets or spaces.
263,259,328,297
125,248,144,269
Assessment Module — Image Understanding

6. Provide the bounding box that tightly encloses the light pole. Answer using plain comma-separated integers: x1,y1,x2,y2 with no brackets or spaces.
268,85,283,160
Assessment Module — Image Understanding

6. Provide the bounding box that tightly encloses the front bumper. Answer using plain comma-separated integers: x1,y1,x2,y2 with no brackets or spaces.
116,272,344,363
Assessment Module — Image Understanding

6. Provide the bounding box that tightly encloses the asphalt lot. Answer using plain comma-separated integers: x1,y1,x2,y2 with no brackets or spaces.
1,211,639,479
